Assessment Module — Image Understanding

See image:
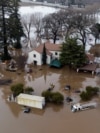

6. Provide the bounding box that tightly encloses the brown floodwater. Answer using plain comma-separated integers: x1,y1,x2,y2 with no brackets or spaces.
0,64,100,133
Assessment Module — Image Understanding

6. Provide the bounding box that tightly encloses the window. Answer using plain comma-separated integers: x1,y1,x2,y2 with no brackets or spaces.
55,52,58,55
33,54,36,58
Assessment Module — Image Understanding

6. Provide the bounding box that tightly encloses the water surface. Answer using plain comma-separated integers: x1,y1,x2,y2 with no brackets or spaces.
0,65,100,133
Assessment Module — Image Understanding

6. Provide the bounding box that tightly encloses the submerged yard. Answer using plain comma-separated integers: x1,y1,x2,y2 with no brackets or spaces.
0,62,100,133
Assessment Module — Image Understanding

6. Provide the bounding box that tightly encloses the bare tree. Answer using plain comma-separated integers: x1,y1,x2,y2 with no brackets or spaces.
32,12,43,44
21,14,33,48
58,9,75,39
90,23,100,44
43,12,63,44
70,12,95,50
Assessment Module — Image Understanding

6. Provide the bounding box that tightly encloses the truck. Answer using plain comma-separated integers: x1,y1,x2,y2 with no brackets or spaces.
16,93,45,109
71,102,97,112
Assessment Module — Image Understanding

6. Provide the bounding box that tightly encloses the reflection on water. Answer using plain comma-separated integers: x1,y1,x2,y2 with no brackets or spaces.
0,65,100,133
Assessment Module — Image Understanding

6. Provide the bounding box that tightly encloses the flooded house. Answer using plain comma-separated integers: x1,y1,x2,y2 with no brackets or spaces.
27,42,61,66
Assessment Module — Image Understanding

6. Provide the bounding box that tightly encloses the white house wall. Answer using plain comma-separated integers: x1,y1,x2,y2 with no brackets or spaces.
27,50,61,66
27,50,42,65
47,55,51,64
33,51,42,65
27,51,34,64
50,51,61,60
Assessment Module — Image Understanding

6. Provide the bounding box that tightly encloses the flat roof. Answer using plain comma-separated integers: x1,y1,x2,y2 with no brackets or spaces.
17,93,45,101
78,64,97,71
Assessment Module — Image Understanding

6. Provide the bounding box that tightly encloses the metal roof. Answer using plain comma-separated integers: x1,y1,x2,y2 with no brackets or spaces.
17,93,45,101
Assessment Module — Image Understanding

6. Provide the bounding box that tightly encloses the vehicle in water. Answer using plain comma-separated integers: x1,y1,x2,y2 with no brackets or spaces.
71,102,97,112
23,107,31,113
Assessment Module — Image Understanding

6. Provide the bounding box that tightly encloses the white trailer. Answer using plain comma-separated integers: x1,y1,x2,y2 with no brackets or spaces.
16,93,45,109
71,102,97,112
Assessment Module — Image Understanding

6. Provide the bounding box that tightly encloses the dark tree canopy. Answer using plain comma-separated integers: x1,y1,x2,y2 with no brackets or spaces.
9,0,24,49
0,0,24,61
11,83,24,97
0,0,13,60
42,43,47,65
43,12,62,44
60,38,87,68
91,23,100,44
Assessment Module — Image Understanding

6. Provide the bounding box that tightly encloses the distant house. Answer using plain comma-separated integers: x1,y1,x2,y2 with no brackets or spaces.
77,53,98,75
86,53,100,65
94,57,100,64
86,53,95,64
27,42,61,65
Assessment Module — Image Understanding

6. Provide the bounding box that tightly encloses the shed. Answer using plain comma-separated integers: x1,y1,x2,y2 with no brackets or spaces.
16,94,45,109
77,64,97,75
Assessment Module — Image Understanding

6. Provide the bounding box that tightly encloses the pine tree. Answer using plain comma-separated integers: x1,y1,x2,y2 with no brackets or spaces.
9,0,24,49
0,0,13,60
0,0,24,61
42,43,47,65
60,38,86,68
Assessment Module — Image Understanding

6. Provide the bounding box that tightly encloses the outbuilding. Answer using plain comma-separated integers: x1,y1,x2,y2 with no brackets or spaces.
77,63,97,75
16,93,45,109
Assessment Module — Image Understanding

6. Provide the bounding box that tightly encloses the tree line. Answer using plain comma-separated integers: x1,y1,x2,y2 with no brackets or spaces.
21,6,100,50
0,0,100,62
0,0,24,61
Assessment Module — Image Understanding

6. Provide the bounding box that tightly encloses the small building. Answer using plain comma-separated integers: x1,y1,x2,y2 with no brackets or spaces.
77,63,97,75
16,93,45,109
27,42,61,65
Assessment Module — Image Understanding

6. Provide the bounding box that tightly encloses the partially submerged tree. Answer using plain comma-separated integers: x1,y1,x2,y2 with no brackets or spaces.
42,90,64,104
11,83,24,97
24,87,34,94
52,92,64,104
42,90,53,102
80,86,99,101
60,38,86,68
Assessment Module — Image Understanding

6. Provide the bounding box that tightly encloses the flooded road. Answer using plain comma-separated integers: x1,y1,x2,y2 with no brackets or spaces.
0,65,100,133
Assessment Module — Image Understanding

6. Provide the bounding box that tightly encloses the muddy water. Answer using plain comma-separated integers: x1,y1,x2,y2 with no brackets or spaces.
0,65,100,133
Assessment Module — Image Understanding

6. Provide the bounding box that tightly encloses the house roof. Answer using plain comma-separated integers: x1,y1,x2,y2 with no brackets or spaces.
17,93,45,101
34,42,61,55
78,63,97,71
